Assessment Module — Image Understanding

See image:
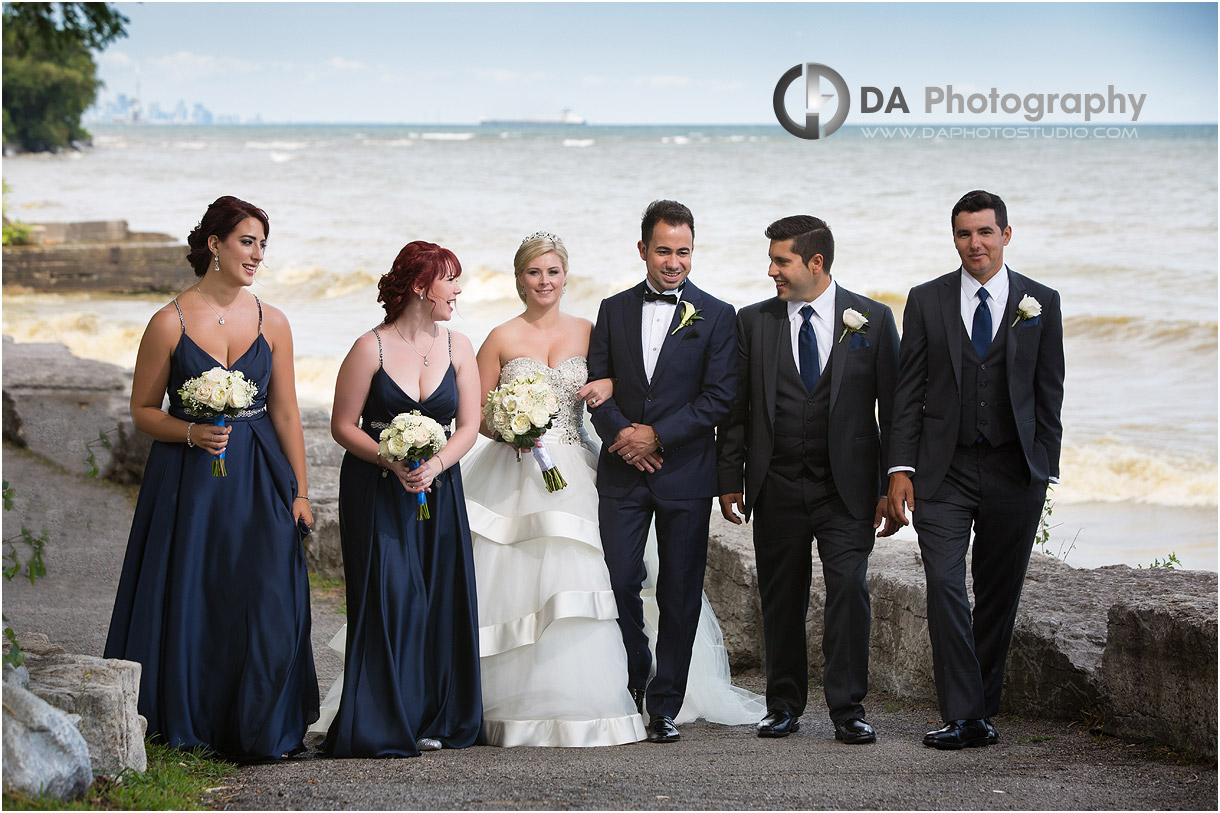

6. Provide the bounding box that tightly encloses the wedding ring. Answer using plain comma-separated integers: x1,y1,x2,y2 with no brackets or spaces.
627,453,633,460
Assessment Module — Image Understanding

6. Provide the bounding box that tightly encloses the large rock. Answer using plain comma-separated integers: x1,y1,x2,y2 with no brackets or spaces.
300,407,344,581
1,337,143,479
23,652,147,775
703,518,1218,757
1101,573,1218,756
2,682,93,801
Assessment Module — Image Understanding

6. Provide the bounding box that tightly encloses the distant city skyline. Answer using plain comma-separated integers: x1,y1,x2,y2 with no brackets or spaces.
93,2,1217,126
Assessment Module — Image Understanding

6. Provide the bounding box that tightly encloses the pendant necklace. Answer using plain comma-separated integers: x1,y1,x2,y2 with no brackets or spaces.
196,287,239,326
393,322,437,366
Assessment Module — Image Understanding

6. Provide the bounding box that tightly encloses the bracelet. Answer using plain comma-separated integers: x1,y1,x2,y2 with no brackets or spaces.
434,451,445,471
186,423,195,448
294,495,310,503
376,451,385,468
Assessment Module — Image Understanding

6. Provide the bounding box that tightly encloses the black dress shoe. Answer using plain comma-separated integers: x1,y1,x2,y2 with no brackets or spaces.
757,710,800,738
647,714,680,743
922,719,992,750
983,718,999,744
833,717,876,744
631,688,646,715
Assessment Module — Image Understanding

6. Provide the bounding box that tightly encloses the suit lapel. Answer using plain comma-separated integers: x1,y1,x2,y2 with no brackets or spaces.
623,282,648,387
828,287,850,410
1004,268,1024,379
650,282,701,384
761,298,784,430
939,271,963,391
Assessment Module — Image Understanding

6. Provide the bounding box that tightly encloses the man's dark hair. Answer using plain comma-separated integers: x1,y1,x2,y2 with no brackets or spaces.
641,199,694,246
765,215,834,273
951,190,1008,231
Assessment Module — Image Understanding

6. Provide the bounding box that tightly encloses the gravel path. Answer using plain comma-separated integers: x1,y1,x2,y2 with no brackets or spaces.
3,442,1214,810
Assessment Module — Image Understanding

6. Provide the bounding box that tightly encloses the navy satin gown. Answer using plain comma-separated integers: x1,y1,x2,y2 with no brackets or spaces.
322,336,482,758
105,308,319,762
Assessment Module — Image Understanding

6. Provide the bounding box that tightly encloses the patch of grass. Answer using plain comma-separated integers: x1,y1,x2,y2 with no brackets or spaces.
309,572,347,614
1017,734,1059,744
883,701,902,713
2,741,237,810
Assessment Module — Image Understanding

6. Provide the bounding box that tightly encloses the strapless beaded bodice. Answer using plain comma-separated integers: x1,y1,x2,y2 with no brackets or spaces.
499,356,591,448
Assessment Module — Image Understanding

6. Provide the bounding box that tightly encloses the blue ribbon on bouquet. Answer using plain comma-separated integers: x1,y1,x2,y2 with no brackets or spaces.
212,415,227,477
408,460,430,520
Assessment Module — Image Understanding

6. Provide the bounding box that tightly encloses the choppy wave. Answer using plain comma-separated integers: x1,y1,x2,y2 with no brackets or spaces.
563,139,595,148
1064,314,1217,350
420,132,475,141
245,140,310,150
1057,437,1216,507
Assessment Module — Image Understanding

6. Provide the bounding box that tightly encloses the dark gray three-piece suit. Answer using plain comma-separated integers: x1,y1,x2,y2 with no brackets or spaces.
718,286,898,722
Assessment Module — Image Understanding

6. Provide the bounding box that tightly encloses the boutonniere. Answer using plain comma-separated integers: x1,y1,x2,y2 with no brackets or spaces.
1011,295,1042,327
671,301,704,335
838,308,869,343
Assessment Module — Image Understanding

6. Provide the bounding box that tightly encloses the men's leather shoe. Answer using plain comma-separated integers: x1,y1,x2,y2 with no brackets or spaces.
833,718,876,744
631,688,646,715
757,711,800,738
647,714,680,743
983,718,999,745
922,719,992,750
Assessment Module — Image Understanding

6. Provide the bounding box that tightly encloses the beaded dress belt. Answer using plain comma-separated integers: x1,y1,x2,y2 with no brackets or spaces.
367,420,452,438
234,406,266,419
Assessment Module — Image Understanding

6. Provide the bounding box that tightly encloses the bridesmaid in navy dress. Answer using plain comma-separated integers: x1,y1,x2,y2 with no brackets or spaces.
105,196,319,761
322,240,483,757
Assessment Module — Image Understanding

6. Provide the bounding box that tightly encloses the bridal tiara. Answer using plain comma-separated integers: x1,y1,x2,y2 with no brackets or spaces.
521,231,562,245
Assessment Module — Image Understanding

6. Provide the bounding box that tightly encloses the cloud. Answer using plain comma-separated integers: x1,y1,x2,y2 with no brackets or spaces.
145,50,256,80
97,50,134,69
639,75,693,88
474,68,551,84
328,57,366,71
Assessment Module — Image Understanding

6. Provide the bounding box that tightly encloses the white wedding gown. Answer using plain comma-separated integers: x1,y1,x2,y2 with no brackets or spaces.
311,356,763,745
464,356,763,747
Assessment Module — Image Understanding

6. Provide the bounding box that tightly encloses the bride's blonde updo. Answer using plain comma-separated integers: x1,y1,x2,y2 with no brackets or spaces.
513,232,569,303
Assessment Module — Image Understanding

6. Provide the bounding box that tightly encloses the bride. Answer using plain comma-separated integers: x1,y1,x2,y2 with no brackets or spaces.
462,232,763,747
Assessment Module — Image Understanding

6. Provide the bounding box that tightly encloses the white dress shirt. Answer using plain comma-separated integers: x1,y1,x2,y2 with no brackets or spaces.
786,280,836,378
642,282,682,382
960,265,1009,342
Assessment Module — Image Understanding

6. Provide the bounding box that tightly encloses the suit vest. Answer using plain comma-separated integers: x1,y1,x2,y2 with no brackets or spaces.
958,321,1018,447
770,329,833,482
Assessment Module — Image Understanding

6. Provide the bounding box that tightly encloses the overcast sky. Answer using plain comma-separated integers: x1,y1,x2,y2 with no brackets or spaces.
94,2,1218,125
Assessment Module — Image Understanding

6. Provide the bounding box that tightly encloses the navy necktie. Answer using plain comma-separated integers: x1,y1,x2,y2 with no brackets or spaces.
971,288,992,359
798,305,820,391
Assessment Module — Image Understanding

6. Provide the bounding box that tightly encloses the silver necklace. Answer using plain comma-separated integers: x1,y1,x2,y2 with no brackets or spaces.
196,287,239,325
392,322,437,366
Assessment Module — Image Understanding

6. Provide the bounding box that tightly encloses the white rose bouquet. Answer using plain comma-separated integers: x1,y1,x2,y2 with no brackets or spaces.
377,410,448,519
482,372,567,492
178,366,259,476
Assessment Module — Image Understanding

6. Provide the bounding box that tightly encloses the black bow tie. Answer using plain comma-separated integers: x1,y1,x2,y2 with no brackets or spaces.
643,290,679,304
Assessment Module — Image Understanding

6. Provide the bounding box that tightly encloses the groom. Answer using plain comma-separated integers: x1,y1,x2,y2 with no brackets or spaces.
717,215,898,743
886,190,1064,749
588,199,737,743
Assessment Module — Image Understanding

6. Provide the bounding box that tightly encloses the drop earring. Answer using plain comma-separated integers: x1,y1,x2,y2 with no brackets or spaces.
213,253,220,273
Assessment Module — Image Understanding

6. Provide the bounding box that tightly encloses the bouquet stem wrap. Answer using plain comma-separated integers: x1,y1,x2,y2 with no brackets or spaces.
408,460,430,519
531,440,567,493
212,415,227,477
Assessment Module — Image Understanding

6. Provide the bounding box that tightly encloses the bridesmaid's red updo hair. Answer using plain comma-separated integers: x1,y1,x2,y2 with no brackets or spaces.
185,196,270,277
378,241,462,323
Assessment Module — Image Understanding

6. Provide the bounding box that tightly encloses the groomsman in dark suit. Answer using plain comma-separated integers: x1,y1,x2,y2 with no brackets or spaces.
886,190,1064,749
588,200,737,743
717,215,899,743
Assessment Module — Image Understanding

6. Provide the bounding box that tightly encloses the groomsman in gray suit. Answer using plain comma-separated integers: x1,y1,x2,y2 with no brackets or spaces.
887,190,1064,749
718,215,899,743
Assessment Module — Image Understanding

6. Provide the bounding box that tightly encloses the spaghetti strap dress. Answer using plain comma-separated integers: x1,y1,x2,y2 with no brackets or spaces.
321,328,482,757
104,295,319,762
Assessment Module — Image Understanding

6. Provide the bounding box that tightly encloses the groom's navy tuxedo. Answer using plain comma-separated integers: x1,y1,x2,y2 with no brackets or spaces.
890,266,1064,721
589,279,736,719
717,285,898,724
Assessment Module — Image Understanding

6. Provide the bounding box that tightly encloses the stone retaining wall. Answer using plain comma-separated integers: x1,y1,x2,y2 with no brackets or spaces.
3,337,1216,757
3,220,189,293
